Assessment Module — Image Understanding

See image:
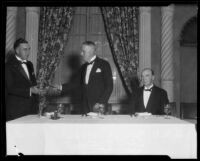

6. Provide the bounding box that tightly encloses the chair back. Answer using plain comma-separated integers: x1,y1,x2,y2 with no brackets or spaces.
180,103,197,119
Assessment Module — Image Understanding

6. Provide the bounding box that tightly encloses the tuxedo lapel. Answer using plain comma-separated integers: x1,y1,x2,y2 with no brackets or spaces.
11,55,31,83
139,87,145,110
26,62,37,84
146,86,155,111
82,63,88,84
88,57,98,84
18,65,30,82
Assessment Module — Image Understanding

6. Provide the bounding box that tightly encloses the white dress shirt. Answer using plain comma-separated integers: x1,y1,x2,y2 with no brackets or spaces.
143,84,153,108
15,55,30,79
85,55,96,84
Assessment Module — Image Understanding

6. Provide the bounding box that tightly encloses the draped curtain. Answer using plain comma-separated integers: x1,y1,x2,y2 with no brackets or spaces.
37,7,74,112
100,7,139,96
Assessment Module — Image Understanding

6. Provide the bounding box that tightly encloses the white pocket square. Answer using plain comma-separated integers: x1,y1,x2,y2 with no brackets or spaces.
96,68,101,73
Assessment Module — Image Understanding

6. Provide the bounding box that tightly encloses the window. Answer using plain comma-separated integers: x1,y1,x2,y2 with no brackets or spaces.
53,7,126,104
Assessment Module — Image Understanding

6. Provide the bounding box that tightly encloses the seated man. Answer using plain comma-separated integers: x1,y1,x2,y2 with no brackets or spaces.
130,68,169,115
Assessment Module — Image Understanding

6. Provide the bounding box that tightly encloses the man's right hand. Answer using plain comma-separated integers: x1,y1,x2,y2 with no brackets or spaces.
30,86,46,95
50,84,62,91
45,85,61,96
30,86,40,94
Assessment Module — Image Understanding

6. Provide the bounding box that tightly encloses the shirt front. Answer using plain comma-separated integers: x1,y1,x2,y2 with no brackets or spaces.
143,84,153,108
85,55,96,84
15,55,30,79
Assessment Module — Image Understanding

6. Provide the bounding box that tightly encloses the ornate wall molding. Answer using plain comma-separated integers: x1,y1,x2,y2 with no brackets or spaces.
25,7,40,73
139,7,151,74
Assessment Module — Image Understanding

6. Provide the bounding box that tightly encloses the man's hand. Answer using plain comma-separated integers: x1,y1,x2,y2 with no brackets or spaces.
93,103,105,114
30,86,45,95
30,86,40,94
45,86,61,96
39,88,49,96
49,84,62,91
93,103,100,112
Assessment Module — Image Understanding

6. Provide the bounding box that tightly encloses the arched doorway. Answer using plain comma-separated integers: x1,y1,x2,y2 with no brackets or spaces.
179,16,197,119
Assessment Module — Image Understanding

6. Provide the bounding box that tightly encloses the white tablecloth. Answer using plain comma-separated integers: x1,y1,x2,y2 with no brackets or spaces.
6,115,197,158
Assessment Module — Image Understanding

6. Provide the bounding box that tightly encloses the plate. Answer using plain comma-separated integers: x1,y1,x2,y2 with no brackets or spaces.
135,112,152,116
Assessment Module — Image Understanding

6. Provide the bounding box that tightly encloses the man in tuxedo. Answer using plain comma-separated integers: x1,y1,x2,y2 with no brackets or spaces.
5,38,42,121
57,41,113,115
130,68,169,115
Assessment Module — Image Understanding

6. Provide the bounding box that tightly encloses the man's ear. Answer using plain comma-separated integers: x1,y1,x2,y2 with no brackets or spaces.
15,47,19,55
152,75,155,81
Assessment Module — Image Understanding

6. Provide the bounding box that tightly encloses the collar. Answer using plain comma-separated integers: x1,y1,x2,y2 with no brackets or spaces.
144,84,154,90
15,55,27,63
89,55,96,63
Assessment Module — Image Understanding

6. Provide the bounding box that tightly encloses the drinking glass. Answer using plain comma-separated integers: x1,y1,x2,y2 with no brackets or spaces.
164,104,171,119
57,103,64,116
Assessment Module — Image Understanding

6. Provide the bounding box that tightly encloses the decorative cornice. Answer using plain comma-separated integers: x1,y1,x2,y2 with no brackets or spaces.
139,7,151,14
7,7,18,13
25,7,40,14
161,5,174,15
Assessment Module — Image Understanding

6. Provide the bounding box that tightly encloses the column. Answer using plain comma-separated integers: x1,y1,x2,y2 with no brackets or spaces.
161,5,174,102
6,7,18,53
25,7,40,73
139,7,151,74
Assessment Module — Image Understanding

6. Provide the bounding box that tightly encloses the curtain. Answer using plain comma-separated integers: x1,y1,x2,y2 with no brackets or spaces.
101,7,139,96
37,7,74,113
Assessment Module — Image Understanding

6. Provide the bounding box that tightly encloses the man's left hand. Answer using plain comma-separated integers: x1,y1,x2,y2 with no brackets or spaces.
93,103,105,114
93,103,100,112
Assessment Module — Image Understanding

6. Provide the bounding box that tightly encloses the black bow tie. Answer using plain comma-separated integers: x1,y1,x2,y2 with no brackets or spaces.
86,60,95,66
21,61,28,65
144,88,152,92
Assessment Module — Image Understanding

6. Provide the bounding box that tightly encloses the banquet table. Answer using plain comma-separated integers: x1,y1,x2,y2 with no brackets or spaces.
6,115,197,158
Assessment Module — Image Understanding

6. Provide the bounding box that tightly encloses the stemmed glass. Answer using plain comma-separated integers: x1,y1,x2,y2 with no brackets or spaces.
38,105,43,118
97,106,105,119
38,87,48,118
51,103,63,119
57,103,64,116
164,104,171,119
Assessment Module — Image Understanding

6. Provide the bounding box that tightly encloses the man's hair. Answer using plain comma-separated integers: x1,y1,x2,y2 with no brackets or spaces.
142,68,155,75
13,38,28,51
82,41,96,47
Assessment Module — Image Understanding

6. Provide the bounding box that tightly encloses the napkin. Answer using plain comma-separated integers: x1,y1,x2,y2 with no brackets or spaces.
44,112,54,118
135,112,152,116
87,112,98,117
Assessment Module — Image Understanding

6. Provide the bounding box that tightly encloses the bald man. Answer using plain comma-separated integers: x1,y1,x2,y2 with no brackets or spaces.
130,68,169,115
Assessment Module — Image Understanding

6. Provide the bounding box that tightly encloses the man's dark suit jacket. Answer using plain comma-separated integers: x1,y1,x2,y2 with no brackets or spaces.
5,54,38,121
62,56,113,114
130,85,169,115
